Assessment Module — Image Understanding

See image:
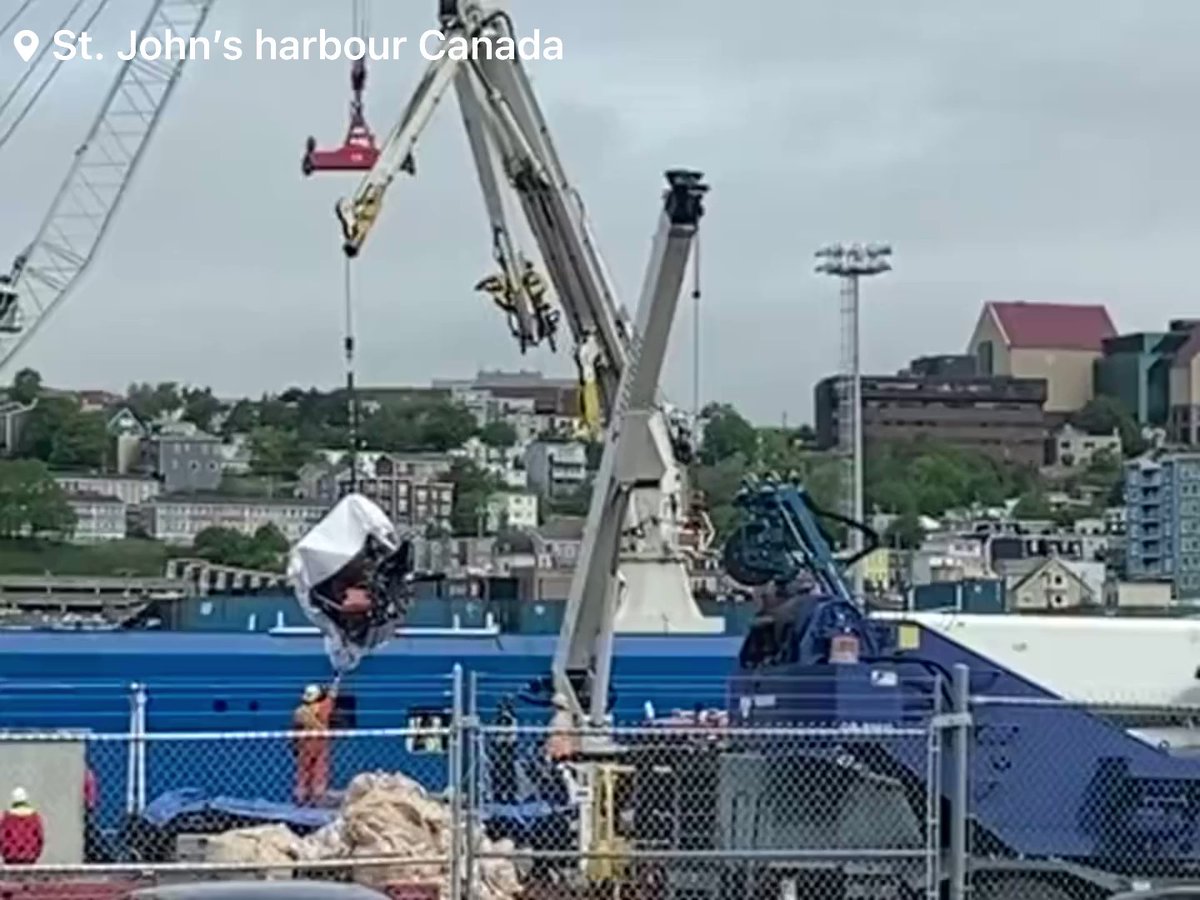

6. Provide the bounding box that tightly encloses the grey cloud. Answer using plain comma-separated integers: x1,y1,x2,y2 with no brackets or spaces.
2,0,1199,422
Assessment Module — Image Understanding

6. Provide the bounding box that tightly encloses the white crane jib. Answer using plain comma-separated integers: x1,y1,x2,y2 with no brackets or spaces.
334,1,723,721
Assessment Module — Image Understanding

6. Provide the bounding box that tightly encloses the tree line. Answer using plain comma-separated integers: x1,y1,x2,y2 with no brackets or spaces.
4,370,525,480
690,399,1128,550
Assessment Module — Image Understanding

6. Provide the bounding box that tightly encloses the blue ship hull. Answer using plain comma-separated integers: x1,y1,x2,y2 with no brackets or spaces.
0,629,743,840
0,630,744,728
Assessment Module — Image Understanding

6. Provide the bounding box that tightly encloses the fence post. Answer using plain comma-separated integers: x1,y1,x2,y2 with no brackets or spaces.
947,664,971,900
450,664,465,900
125,683,138,816
465,670,479,899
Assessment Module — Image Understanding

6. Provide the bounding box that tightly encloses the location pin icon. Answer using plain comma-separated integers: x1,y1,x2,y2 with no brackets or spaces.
13,30,38,63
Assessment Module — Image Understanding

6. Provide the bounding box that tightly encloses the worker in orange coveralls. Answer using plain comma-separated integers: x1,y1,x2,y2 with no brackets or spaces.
0,787,44,864
292,682,337,804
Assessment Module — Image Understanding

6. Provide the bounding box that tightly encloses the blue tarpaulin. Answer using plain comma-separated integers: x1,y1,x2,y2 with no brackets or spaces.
143,788,336,830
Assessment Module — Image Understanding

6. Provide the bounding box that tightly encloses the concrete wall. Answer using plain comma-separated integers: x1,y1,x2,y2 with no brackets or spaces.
0,736,86,863
1010,347,1098,413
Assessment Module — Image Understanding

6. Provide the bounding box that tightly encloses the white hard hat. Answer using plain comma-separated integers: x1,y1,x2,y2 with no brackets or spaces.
302,684,321,702
10,787,27,805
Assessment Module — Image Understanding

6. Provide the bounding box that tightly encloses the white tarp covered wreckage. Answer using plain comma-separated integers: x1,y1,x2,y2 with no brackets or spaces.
287,493,415,672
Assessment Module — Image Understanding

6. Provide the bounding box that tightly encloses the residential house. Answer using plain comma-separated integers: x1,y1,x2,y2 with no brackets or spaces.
436,370,581,438
145,494,327,545
486,491,539,532
66,492,127,542
0,399,33,456
535,516,584,568
54,473,160,507
298,452,455,531
1050,423,1122,470
1008,557,1101,611
217,435,254,475
106,406,148,474
76,390,123,412
525,440,587,498
911,534,992,584
142,431,223,492
455,436,527,489
968,300,1116,415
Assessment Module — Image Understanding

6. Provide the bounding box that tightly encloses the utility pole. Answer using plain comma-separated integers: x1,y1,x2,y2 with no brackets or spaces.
691,232,702,437
815,242,892,601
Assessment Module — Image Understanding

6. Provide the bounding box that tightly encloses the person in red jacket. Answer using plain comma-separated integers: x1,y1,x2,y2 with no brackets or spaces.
0,787,44,864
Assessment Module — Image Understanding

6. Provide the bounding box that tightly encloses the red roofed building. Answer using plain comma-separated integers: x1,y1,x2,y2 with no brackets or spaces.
967,301,1116,414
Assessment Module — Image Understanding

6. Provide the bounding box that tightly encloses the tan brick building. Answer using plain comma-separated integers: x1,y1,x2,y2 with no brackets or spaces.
968,301,1116,415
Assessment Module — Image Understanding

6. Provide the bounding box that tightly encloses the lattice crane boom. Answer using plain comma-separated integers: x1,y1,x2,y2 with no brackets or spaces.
0,0,216,376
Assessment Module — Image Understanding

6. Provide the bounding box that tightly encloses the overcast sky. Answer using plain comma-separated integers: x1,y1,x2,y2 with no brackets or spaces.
1,0,1199,424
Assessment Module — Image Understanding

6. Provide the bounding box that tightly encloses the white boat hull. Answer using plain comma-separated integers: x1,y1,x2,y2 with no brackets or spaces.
880,611,1200,708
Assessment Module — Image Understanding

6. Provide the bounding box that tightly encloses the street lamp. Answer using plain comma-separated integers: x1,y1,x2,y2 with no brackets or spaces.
815,242,893,601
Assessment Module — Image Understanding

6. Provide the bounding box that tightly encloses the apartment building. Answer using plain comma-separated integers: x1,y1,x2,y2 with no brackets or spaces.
525,440,587,497
298,452,455,531
1124,452,1200,599
54,473,160,507
145,495,327,545
66,492,127,542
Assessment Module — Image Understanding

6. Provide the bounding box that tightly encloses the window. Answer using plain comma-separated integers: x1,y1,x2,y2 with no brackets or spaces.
977,340,995,375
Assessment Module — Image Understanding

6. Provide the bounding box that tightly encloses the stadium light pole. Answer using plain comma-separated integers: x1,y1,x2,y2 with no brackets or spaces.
815,242,893,601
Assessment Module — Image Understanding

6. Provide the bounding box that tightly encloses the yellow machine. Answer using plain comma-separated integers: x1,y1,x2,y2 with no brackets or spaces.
584,762,634,882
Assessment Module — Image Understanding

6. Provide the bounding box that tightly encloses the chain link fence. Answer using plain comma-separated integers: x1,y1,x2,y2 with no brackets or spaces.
464,721,941,899
8,668,1200,899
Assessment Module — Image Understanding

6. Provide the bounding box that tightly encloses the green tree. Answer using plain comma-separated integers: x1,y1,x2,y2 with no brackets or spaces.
0,459,75,538
249,426,312,479
181,387,223,432
418,400,478,451
10,368,40,405
691,454,750,539
192,524,289,570
699,403,757,465
885,511,925,550
361,398,477,452
244,523,289,569
362,405,422,451
18,396,107,469
193,526,244,563
447,460,501,536
222,400,259,436
864,437,1036,519
1071,396,1145,456
127,382,182,421
1013,490,1052,519
479,420,517,449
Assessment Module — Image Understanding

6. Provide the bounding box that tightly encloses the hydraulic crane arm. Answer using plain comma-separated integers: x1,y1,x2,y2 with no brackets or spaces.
337,1,720,723
0,0,216,376
336,1,632,411
553,170,707,725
